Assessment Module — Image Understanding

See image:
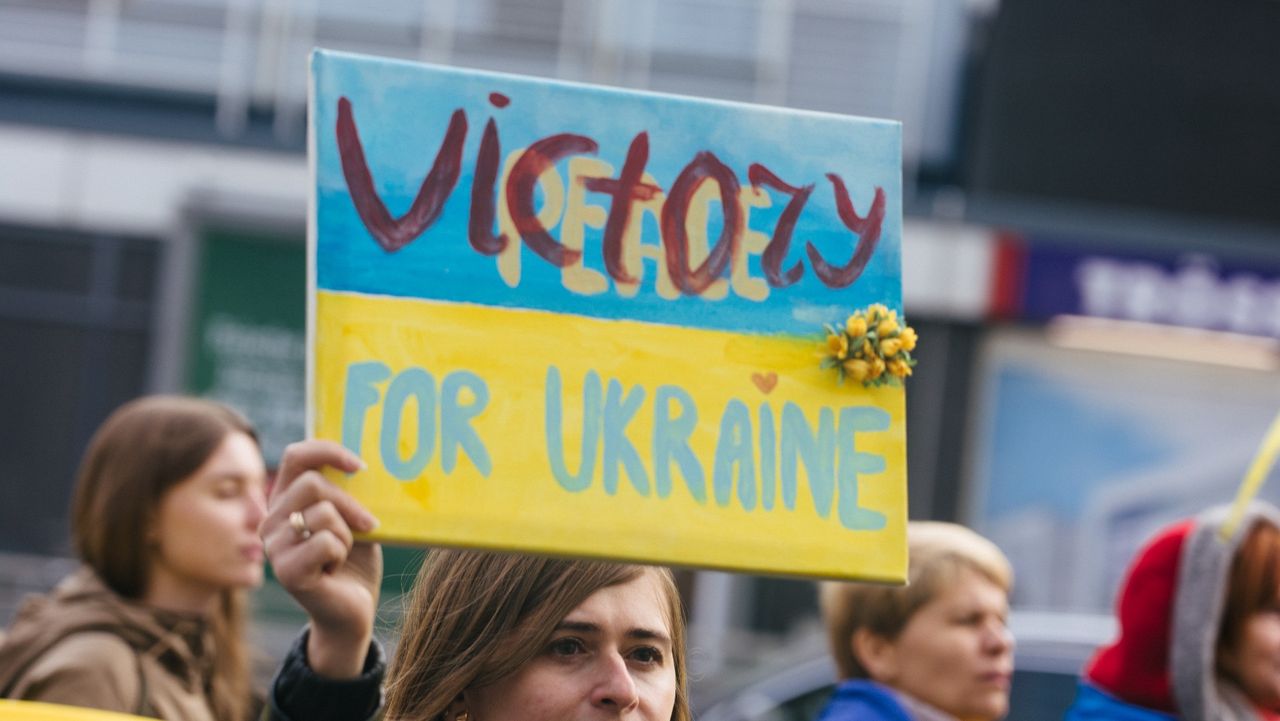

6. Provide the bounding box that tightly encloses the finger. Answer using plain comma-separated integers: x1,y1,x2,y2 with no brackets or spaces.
345,541,385,589
263,520,302,564
263,470,329,532
321,483,380,534
273,440,364,500
271,532,351,589
304,500,355,553
262,495,331,558
266,471,379,534
260,500,352,552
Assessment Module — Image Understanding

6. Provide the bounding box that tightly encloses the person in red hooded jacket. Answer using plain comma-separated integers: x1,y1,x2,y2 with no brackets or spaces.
1066,501,1280,721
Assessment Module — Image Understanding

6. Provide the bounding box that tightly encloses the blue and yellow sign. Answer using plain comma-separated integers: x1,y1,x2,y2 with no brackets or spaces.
308,49,907,581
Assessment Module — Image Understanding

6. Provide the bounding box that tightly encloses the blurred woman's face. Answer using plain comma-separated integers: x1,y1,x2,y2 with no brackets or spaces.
861,568,1013,721
464,571,677,721
1220,608,1280,710
147,431,267,607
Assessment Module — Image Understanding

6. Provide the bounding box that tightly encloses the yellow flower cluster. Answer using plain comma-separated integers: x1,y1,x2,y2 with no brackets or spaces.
819,304,918,387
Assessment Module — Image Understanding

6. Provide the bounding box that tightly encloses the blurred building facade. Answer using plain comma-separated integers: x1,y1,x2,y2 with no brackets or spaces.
2,0,1279,675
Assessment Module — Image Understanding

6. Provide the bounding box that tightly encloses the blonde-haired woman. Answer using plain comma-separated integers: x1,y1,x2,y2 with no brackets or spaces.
0,396,267,720
816,521,1015,721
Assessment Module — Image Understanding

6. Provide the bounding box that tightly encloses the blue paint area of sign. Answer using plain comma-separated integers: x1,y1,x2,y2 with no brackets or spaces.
312,50,902,336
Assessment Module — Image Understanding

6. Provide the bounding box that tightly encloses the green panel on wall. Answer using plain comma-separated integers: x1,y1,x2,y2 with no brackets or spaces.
186,228,306,465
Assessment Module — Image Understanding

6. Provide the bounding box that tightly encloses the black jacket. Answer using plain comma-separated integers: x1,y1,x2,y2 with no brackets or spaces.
263,629,385,721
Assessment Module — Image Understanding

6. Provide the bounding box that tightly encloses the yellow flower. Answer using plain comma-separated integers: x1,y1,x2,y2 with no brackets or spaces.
826,332,849,360
900,326,917,352
843,358,871,382
888,358,913,378
821,308,920,386
869,356,886,379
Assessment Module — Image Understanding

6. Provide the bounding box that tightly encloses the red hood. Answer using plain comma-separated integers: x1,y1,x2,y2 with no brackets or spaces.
1084,519,1194,713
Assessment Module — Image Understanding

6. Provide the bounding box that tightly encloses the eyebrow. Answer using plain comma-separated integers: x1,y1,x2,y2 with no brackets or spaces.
206,472,266,486
554,620,672,645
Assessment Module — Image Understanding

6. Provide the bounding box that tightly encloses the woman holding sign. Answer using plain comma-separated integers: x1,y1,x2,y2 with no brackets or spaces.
258,439,690,721
1065,502,1280,721
0,396,267,720
815,522,1015,721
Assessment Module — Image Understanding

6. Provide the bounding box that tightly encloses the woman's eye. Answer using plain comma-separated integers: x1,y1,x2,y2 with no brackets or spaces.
549,637,585,656
631,646,663,665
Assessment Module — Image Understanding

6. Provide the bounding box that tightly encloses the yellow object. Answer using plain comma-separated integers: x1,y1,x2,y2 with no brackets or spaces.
818,305,917,389
887,359,912,379
869,356,886,379
843,359,871,382
1220,408,1280,542
827,333,849,360
899,327,918,352
0,701,152,721
314,291,908,582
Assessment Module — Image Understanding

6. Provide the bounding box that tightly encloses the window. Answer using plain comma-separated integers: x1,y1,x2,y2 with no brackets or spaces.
0,226,159,555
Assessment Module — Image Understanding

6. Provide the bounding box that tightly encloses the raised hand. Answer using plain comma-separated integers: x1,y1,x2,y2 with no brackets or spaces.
262,439,382,679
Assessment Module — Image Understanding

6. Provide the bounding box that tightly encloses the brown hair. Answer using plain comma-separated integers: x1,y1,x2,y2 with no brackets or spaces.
71,395,258,721
385,550,690,721
1217,520,1280,676
819,521,1013,680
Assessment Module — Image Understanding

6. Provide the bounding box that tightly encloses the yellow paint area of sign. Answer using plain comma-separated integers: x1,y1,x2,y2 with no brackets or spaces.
314,290,907,581
0,701,152,721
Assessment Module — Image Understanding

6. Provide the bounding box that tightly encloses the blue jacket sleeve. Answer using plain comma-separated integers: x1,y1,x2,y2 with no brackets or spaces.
1063,681,1180,721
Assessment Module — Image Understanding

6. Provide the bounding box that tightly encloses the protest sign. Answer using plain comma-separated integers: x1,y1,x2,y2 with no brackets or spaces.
0,701,151,721
309,49,907,581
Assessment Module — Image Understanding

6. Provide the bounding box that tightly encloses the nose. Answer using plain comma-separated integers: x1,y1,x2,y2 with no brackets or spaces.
245,488,268,528
591,651,640,712
983,619,1014,655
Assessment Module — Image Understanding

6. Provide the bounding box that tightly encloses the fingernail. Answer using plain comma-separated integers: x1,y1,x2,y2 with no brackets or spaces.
362,513,380,532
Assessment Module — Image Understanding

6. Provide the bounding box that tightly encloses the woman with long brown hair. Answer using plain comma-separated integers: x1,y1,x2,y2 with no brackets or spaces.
257,440,691,721
0,395,268,720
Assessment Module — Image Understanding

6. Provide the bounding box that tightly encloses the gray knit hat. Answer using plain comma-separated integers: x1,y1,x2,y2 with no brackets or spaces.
1171,501,1280,721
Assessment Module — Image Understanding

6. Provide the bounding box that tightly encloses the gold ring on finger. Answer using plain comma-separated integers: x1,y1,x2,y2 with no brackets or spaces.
288,510,312,541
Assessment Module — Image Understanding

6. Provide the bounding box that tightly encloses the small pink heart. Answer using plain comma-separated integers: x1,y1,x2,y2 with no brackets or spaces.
751,372,778,394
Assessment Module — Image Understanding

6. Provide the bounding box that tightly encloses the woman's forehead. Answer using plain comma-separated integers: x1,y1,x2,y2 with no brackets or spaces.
929,568,1008,608
564,570,673,634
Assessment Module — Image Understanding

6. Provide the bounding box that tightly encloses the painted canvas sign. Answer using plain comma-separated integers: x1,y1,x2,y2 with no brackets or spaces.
0,700,153,720
308,49,907,581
